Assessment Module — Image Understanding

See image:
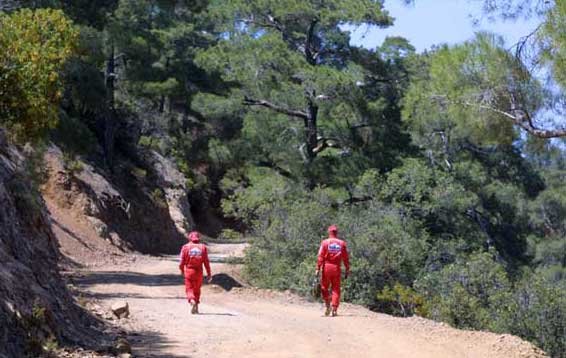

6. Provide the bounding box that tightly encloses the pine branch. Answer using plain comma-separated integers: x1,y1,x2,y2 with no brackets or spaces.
312,137,341,154
432,94,566,138
464,102,566,138
242,16,284,32
242,97,309,120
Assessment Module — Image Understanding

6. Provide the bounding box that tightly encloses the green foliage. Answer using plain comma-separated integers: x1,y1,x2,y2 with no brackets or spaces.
197,0,410,187
109,0,216,111
149,188,168,209
208,0,393,29
240,187,334,291
417,251,512,330
23,301,57,358
62,153,84,176
23,142,50,190
533,235,566,283
53,0,119,29
62,25,106,116
10,144,52,230
540,1,566,89
219,229,243,241
377,282,428,317
50,113,97,155
474,0,549,20
405,0,566,141
505,274,566,358
0,8,77,140
5,1,565,356
527,166,566,284
221,167,299,226
130,166,147,180
138,135,161,151
234,177,429,306
404,33,537,145
7,172,45,225
208,138,233,168
341,204,429,306
380,158,476,213
529,178,566,237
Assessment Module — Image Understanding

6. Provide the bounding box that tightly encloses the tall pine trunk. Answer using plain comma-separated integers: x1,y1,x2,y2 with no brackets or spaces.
104,43,116,172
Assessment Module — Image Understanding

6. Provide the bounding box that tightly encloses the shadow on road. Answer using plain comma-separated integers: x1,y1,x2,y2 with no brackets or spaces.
75,271,182,287
335,313,371,318
210,273,243,291
129,329,191,358
77,291,184,300
75,271,243,292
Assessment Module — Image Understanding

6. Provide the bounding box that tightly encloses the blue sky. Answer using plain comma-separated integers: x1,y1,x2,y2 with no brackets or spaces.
348,0,542,52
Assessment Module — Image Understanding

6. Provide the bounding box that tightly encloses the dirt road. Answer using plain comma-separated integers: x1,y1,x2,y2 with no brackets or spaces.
75,243,545,358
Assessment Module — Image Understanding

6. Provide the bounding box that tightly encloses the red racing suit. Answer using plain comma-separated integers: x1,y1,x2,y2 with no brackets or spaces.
317,237,350,309
179,240,211,304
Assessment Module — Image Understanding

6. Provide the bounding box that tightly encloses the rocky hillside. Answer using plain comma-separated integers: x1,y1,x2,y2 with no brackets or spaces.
0,124,200,357
0,130,104,357
42,143,196,260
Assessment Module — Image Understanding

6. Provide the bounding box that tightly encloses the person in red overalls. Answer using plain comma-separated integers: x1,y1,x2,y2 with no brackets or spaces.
179,231,212,314
316,225,350,317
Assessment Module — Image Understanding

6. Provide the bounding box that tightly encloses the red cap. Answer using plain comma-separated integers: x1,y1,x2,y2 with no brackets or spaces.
328,225,338,234
188,231,200,242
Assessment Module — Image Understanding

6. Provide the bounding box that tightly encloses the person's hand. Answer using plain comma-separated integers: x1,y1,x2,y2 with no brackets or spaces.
315,269,320,276
207,275,213,283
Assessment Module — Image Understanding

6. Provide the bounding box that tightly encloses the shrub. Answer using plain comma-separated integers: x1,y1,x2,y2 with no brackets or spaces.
504,275,566,358
138,135,161,151
238,182,429,308
62,153,84,176
130,166,147,180
377,283,428,317
23,301,57,357
416,251,512,330
7,173,44,225
150,188,168,209
219,229,242,241
23,142,49,190
0,9,77,140
51,114,97,155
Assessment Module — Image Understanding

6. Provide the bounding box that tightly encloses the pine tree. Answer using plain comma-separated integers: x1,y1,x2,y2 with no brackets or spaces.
197,0,398,187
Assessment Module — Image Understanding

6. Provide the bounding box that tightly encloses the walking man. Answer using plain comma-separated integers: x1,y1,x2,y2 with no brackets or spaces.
316,225,350,316
179,231,212,314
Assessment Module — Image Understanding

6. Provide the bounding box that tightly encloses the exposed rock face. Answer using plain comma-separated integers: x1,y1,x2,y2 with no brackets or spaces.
44,145,124,218
145,150,195,237
86,216,109,239
0,131,101,357
43,145,187,254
